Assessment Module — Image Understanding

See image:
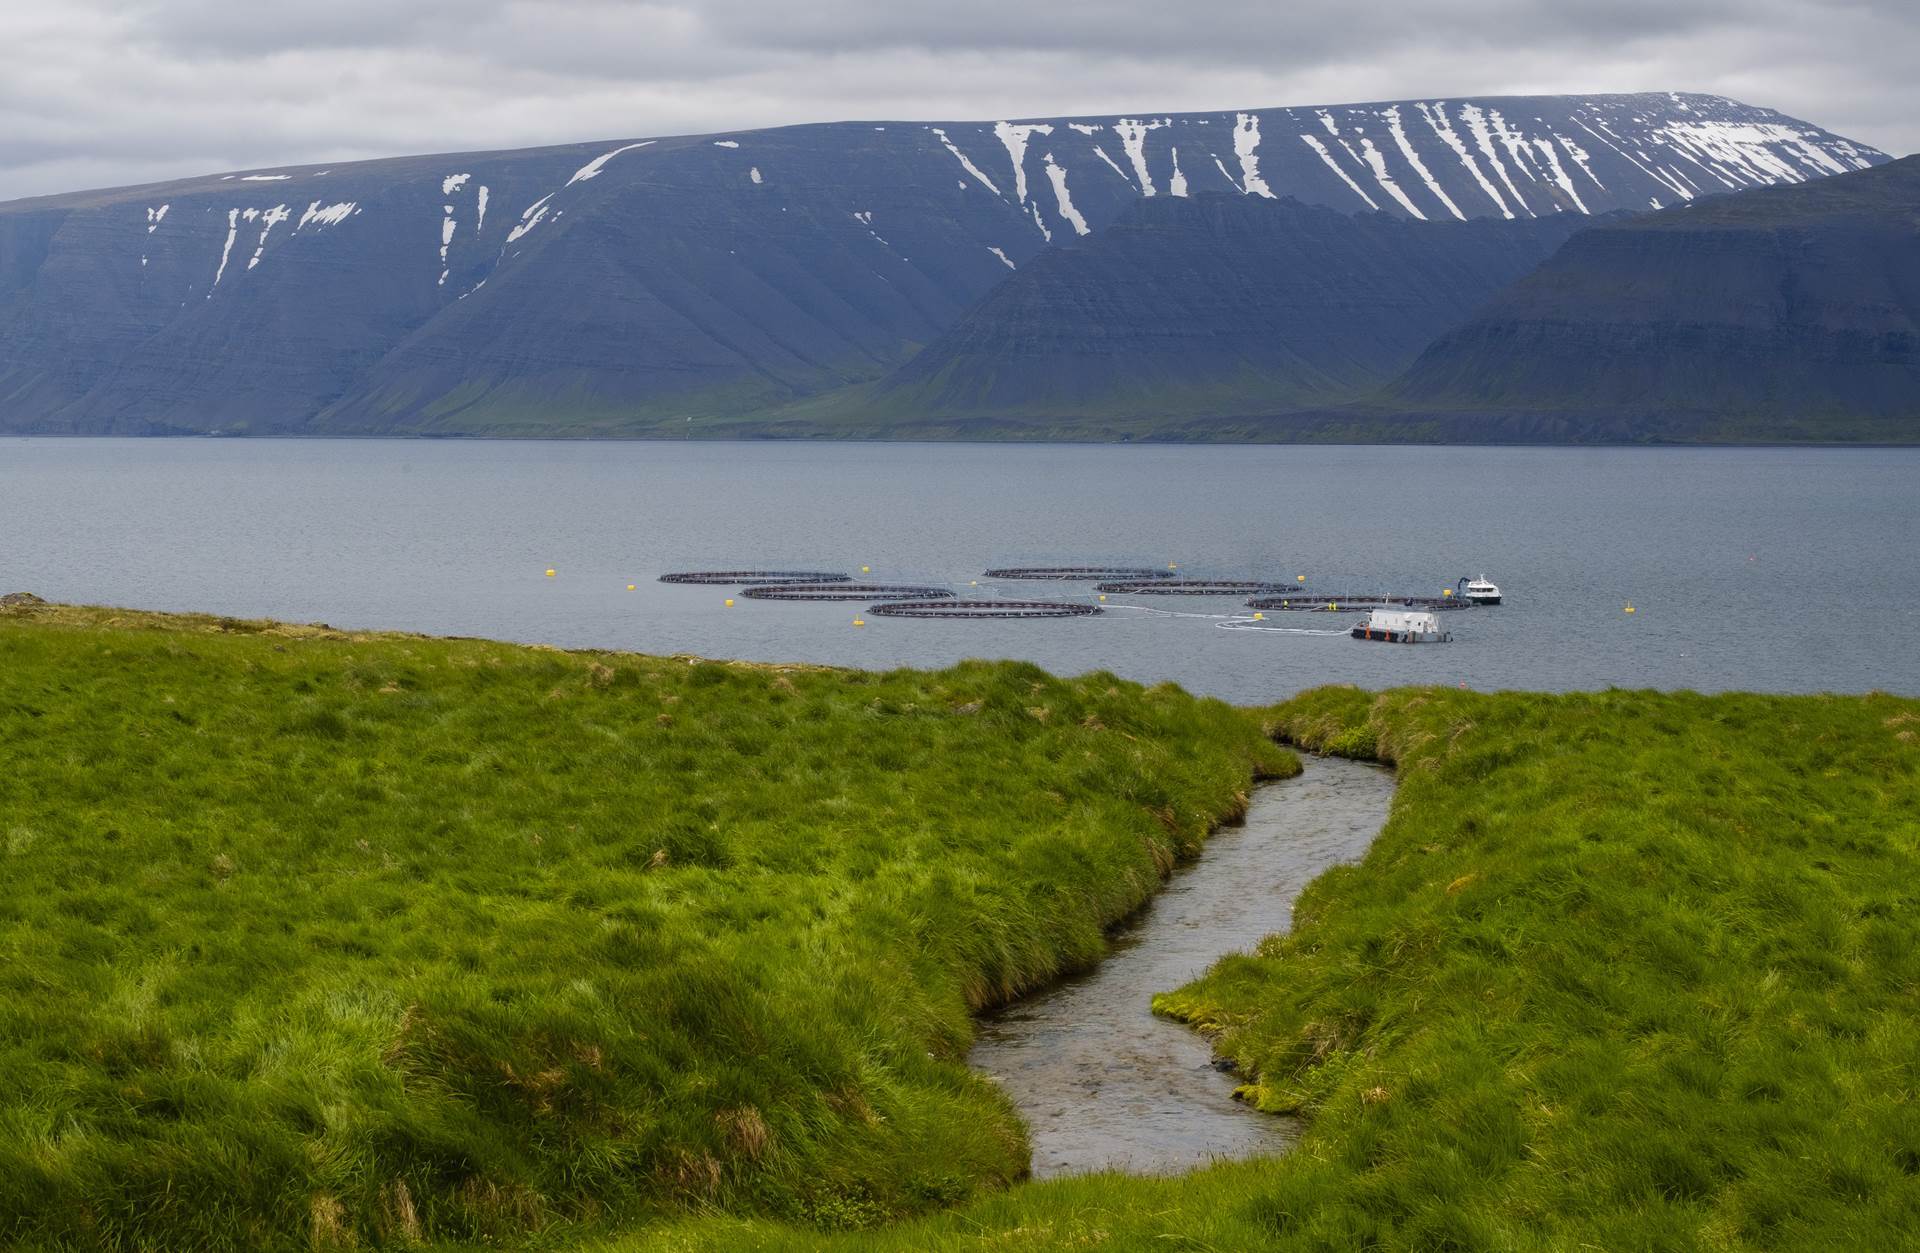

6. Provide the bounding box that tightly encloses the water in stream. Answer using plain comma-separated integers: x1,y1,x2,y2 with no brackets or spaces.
968,755,1395,1178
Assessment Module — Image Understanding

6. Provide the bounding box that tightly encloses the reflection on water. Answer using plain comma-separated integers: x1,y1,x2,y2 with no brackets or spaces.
968,755,1395,1178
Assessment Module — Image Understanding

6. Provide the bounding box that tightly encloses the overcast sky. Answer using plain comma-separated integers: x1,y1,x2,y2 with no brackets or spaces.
2,0,1912,202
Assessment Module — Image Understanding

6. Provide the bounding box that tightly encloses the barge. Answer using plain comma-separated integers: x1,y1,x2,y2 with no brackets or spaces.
1352,608,1451,644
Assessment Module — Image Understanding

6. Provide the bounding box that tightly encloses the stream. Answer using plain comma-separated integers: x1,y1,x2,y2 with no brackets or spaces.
968,754,1395,1178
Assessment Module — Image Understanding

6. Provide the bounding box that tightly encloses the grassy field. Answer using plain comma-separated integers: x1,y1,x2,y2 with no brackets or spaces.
6,601,1916,1251
640,686,1920,1251
0,600,1287,1250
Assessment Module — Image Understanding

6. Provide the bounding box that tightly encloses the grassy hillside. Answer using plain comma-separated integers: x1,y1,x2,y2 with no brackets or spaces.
0,600,1287,1249
644,685,1920,1250
7,600,1916,1250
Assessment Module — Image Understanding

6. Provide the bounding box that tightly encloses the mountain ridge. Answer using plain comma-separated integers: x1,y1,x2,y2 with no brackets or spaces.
0,92,1888,437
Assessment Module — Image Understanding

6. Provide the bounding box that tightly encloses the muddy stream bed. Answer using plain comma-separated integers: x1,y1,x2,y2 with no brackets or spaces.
968,754,1395,1178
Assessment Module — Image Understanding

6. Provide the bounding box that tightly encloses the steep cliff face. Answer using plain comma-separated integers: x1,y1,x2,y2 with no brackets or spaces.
1379,155,1920,441
0,94,1882,435
844,194,1589,428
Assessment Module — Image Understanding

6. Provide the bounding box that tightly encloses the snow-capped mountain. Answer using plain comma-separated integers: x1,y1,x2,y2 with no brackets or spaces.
0,93,1886,435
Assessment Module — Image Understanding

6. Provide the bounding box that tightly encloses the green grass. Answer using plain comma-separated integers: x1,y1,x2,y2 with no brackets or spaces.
0,601,1287,1250
636,685,1920,1251
8,601,1917,1251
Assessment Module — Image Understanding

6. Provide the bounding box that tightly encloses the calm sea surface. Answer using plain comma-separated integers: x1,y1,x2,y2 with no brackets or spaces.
2,438,1915,700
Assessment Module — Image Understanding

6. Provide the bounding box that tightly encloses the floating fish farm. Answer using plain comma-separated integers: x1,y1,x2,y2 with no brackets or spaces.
982,566,1165,581
866,600,1103,619
740,583,957,602
649,565,1495,639
1245,593,1471,612
1093,579,1299,596
659,570,852,586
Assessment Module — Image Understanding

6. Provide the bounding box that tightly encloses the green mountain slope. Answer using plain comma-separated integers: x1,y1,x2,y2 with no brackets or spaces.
1368,154,1920,441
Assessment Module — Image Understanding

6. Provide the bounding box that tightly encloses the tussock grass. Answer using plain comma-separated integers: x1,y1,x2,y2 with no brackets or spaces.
647,685,1920,1251
0,602,1288,1249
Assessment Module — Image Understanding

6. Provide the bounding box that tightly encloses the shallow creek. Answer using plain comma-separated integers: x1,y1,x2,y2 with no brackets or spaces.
968,755,1395,1178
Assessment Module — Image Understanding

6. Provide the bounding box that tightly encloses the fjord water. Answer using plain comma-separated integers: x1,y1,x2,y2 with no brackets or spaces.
969,755,1394,1177
2,438,1915,700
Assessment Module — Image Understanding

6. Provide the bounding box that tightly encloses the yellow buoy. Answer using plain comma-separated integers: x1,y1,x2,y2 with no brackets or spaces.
861,566,870,574
852,617,865,627
627,584,636,591
545,568,556,578
724,598,734,607
1297,574,1306,583
1168,562,1178,570
1098,594,1107,601
1442,588,1453,597
1625,604,1636,614
1253,612,1265,621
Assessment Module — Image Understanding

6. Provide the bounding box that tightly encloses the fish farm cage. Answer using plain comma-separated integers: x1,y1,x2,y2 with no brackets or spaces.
658,571,852,586
981,567,1166,581
1094,580,1300,596
739,583,957,602
866,600,1104,619
1244,593,1473,612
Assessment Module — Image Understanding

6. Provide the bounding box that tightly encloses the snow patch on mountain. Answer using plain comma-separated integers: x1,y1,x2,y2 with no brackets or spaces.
994,122,1054,205
1300,133,1380,210
1234,113,1275,198
1091,145,1133,188
1383,106,1464,219
1416,102,1511,218
211,209,238,292
566,141,655,187
1043,154,1090,235
439,206,457,285
247,205,289,270
506,196,551,245
931,127,1002,196
1458,104,1535,215
1113,118,1162,196
1355,134,1424,218
1529,137,1589,212
297,201,356,230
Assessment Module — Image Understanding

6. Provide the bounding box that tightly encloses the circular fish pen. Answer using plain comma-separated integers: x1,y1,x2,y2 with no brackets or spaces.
867,600,1103,619
1095,580,1297,596
1245,593,1471,612
740,583,957,602
658,571,852,586
982,567,1165,581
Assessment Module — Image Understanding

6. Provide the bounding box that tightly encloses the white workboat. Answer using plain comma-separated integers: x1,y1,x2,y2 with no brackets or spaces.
1458,575,1502,605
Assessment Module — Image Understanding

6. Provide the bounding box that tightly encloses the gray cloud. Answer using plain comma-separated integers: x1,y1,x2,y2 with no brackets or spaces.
1,0,1913,202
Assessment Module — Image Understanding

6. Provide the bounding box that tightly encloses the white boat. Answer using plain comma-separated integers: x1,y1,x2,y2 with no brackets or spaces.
1352,608,1451,643
1458,575,1502,605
